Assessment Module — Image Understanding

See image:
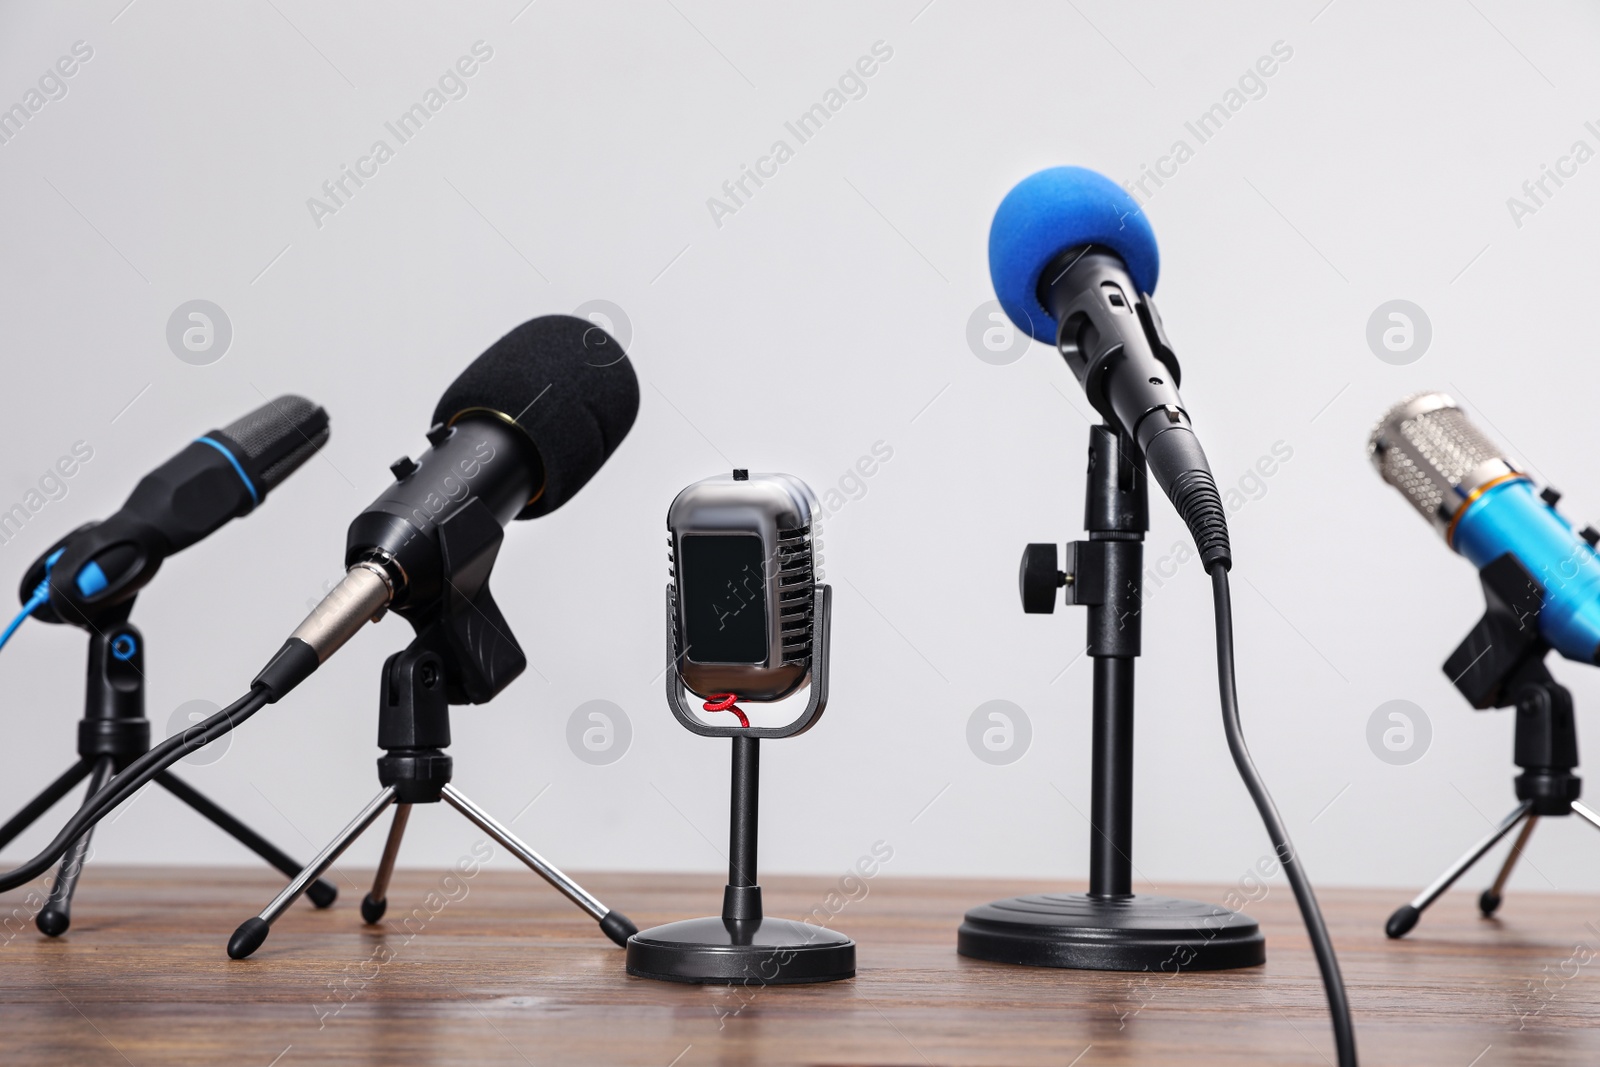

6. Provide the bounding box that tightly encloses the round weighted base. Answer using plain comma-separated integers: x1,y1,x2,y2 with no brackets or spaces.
958,893,1265,971
627,916,855,985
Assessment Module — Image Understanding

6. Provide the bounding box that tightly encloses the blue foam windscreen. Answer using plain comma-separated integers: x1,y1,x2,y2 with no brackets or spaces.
988,166,1159,345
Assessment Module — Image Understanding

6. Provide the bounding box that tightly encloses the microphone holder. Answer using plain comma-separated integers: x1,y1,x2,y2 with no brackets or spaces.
625,584,855,984
1386,553,1600,938
0,598,338,937
959,424,1265,971
226,499,635,959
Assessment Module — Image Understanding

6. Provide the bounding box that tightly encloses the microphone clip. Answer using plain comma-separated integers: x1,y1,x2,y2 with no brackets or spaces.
400,496,526,705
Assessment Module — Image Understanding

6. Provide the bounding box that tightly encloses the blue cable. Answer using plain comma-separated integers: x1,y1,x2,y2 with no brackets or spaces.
0,547,64,655
0,582,48,654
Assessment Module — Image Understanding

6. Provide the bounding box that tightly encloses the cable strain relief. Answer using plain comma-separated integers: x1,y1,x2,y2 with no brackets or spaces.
252,638,319,702
1168,468,1232,573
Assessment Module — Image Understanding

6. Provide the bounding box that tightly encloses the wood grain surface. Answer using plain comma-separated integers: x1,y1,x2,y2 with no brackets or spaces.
1,866,1596,1065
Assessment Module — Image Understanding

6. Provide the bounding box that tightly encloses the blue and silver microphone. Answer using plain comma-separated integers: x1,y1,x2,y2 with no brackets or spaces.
1370,392,1600,665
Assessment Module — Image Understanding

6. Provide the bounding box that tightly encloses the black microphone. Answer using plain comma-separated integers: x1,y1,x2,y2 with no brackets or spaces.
0,314,638,898
254,314,639,703
22,396,329,627
988,167,1229,572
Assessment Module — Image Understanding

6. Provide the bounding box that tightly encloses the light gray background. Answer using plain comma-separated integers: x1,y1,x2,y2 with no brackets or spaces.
1,0,1597,901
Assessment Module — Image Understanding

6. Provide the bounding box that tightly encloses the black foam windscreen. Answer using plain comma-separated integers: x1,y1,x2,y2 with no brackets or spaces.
432,314,639,518
218,395,330,496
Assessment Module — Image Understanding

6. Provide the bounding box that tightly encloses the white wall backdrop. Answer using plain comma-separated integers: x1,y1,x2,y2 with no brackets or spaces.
2,0,1599,899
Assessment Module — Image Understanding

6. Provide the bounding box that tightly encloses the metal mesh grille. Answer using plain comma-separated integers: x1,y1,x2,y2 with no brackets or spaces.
221,395,326,491
776,525,815,665
1369,392,1506,524
258,428,329,490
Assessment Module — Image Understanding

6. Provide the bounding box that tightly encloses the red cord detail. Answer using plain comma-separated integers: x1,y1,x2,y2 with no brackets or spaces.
703,692,749,728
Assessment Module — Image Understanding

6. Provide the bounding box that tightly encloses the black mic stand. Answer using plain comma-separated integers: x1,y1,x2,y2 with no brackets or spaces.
958,424,1265,970
226,499,635,959
625,585,855,984
0,608,337,936
1386,554,1600,938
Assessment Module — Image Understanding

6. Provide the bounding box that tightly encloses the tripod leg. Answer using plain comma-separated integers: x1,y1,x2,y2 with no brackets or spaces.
360,803,411,924
36,756,116,937
1387,801,1532,938
1570,800,1600,832
440,783,637,946
1480,816,1538,917
0,760,92,852
227,787,397,960
157,771,338,908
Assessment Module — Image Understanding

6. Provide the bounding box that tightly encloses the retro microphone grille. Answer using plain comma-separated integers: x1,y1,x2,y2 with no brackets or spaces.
1369,392,1513,533
433,314,640,518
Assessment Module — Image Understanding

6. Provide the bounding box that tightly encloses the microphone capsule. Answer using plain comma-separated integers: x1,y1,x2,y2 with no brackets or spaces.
1368,392,1522,541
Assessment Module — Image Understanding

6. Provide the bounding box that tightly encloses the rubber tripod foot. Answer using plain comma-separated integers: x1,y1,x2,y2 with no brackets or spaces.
360,893,387,925
307,879,339,909
228,917,271,959
1479,889,1503,917
35,908,69,937
1386,904,1420,939
600,910,638,947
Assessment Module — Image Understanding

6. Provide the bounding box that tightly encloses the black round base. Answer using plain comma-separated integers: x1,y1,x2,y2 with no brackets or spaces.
627,916,855,985
958,893,1264,971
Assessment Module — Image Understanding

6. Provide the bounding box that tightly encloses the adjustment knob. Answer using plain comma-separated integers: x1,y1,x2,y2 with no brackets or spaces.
1541,486,1562,507
1019,543,1067,614
390,455,419,481
1582,526,1600,549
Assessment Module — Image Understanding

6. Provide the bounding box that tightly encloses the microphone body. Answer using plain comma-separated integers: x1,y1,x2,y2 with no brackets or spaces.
346,416,540,616
1371,392,1600,665
26,396,329,625
989,167,1229,571
256,314,639,701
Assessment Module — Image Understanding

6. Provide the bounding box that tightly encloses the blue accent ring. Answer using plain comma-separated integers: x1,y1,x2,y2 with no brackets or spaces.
111,633,138,661
197,435,259,507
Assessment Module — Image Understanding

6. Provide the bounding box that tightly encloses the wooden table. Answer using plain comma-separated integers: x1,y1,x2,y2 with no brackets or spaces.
0,867,1595,1065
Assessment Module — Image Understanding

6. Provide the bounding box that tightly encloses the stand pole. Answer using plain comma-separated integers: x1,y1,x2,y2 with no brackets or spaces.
724,736,761,921
1082,425,1144,900
1088,657,1135,899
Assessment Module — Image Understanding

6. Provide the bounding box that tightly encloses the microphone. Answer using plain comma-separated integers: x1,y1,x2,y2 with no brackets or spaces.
1370,392,1600,665
668,470,821,705
987,166,1356,1065
631,471,852,985
988,166,1229,572
23,396,329,627
255,314,640,703
0,314,639,899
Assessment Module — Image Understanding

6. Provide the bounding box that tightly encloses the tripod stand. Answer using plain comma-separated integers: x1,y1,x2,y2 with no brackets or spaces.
1387,553,1600,937
959,424,1264,971
227,498,633,959
226,640,636,958
0,622,336,936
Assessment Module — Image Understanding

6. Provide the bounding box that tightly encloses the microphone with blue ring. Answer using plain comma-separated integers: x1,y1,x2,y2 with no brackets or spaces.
18,395,329,631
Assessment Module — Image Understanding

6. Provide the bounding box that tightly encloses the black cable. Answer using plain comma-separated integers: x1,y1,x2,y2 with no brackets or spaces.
0,686,270,893
1211,566,1357,1066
